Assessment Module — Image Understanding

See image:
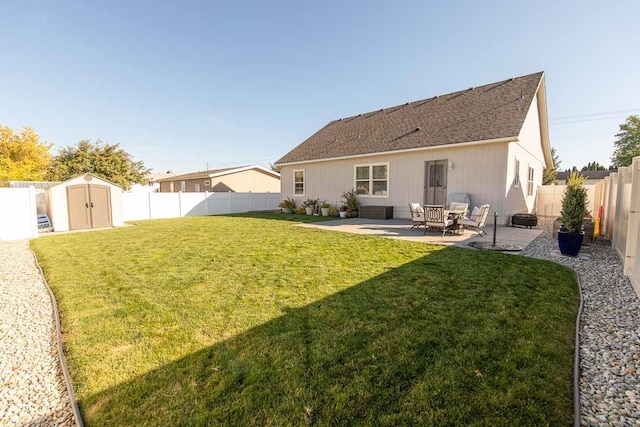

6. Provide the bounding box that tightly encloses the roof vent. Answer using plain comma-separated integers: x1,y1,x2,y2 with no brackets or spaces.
358,114,362,117
415,127,421,132
518,89,524,100
469,87,474,90
510,77,515,81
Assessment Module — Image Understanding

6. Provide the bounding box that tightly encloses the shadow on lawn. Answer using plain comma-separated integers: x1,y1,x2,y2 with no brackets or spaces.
82,248,577,426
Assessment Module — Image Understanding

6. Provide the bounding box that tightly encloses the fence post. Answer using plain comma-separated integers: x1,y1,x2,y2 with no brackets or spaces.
148,191,153,220
204,191,209,215
179,191,183,217
28,186,38,238
228,191,232,214
267,191,270,210
624,156,640,279
249,191,253,211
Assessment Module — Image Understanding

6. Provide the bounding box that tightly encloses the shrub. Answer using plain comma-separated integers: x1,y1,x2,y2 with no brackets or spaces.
559,172,588,233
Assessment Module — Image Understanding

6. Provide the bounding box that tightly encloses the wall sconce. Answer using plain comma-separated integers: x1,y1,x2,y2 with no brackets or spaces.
449,162,455,170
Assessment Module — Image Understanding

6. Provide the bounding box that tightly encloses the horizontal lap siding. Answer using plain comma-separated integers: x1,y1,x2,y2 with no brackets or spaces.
280,141,509,220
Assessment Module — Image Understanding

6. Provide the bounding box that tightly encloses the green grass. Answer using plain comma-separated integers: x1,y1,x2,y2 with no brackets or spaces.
30,212,579,426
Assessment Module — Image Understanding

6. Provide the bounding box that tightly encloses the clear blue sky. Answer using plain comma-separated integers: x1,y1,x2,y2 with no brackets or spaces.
2,0,639,174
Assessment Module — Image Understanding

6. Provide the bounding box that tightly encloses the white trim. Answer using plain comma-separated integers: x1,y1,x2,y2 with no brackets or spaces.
293,169,305,197
354,162,390,198
275,136,516,167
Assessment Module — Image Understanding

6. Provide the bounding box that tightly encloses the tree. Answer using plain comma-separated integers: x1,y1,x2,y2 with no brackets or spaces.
269,163,281,174
581,161,606,171
48,140,149,191
0,124,52,183
611,115,640,168
542,147,561,185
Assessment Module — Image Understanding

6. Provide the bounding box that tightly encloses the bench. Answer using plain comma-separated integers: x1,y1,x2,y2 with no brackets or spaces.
359,206,393,220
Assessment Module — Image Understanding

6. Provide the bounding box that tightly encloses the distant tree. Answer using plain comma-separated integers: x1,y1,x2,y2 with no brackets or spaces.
580,161,606,171
611,115,640,168
48,140,149,190
0,124,52,183
269,163,281,174
542,147,561,185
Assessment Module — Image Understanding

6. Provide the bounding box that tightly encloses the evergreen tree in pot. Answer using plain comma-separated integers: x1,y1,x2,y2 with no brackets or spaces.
558,172,588,256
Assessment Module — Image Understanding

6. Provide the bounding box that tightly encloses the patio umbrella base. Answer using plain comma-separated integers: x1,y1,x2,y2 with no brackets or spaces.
468,241,522,251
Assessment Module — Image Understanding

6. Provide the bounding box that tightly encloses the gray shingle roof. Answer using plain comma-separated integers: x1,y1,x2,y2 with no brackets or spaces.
276,71,544,164
156,166,246,182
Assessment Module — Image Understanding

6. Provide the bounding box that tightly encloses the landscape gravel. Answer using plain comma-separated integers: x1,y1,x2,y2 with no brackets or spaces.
521,217,640,426
0,240,75,427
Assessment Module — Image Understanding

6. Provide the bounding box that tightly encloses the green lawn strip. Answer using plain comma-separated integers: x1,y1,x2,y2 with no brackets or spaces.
30,213,578,426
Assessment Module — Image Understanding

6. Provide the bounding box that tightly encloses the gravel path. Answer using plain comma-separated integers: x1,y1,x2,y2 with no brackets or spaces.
0,240,75,427
522,218,640,426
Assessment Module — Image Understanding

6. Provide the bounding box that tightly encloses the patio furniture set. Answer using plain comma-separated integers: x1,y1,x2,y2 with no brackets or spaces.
408,202,491,237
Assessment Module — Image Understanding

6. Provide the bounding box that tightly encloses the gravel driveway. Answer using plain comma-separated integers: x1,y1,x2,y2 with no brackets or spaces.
0,240,75,426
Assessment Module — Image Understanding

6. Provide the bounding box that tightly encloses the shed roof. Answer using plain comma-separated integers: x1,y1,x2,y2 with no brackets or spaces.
276,71,545,165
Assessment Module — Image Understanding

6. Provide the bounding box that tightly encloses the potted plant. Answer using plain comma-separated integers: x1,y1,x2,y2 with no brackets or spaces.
278,197,296,214
341,189,360,218
339,205,348,218
558,172,588,256
320,202,331,216
302,198,320,215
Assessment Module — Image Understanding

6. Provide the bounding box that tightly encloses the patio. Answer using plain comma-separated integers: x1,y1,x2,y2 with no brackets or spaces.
298,218,543,251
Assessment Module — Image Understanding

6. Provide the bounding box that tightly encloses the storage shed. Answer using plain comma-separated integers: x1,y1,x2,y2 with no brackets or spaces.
46,174,124,232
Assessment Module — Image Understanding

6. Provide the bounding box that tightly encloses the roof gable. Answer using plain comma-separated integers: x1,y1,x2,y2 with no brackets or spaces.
276,72,545,164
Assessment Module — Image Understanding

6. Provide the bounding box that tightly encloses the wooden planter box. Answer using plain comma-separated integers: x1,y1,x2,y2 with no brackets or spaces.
359,206,393,220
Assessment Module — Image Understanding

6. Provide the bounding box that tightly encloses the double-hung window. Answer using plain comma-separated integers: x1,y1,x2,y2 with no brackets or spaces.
527,166,535,196
355,163,388,196
294,170,304,196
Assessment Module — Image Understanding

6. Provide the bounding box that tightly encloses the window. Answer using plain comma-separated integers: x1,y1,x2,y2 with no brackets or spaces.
180,181,186,192
294,170,304,195
355,163,388,196
204,180,211,187
513,159,520,188
527,166,534,196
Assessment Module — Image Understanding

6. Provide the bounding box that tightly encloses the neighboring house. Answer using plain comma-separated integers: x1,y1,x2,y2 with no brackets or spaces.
557,170,616,186
129,171,176,193
156,165,280,193
275,71,552,224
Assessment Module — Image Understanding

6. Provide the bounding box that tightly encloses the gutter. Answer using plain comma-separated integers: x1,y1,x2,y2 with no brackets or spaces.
30,248,84,427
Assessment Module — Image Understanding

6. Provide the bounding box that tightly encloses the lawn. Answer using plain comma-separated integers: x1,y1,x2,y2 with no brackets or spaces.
31,212,579,426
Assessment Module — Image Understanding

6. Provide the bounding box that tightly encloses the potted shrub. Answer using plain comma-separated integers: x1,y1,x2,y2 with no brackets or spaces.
558,172,588,256
321,202,331,216
302,198,319,215
278,197,296,214
341,189,360,218
339,205,348,218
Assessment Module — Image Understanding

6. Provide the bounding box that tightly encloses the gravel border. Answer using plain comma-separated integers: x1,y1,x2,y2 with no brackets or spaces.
521,218,640,426
0,240,79,427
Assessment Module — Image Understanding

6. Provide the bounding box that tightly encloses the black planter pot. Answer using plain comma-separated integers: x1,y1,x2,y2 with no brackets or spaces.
558,226,585,257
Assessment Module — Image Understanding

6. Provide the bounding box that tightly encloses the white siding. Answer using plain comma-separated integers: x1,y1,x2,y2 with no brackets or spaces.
280,141,510,221
505,93,546,216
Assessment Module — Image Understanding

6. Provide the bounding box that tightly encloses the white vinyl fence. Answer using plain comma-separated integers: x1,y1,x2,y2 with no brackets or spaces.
123,191,280,221
0,187,38,240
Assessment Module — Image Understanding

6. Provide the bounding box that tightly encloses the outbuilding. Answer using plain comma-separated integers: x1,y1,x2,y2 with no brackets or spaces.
46,174,124,232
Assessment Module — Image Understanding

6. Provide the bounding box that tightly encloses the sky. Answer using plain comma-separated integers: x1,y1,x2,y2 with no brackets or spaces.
1,0,639,174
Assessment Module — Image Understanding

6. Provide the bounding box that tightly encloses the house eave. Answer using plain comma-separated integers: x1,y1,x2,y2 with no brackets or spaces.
275,136,517,167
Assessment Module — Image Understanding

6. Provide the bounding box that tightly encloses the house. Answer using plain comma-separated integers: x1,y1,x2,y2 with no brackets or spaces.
275,71,552,224
129,171,176,193
156,165,280,193
557,170,616,186
46,174,124,232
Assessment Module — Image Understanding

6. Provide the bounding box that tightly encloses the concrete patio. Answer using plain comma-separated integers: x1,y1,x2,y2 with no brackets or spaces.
298,218,543,252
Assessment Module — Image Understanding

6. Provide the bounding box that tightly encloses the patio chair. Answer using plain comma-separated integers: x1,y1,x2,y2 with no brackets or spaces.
408,203,425,229
423,205,454,237
459,204,491,236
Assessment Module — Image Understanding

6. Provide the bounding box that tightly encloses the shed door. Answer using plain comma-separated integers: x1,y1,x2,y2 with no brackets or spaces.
67,184,112,230
424,160,448,205
67,185,92,230
89,185,112,228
